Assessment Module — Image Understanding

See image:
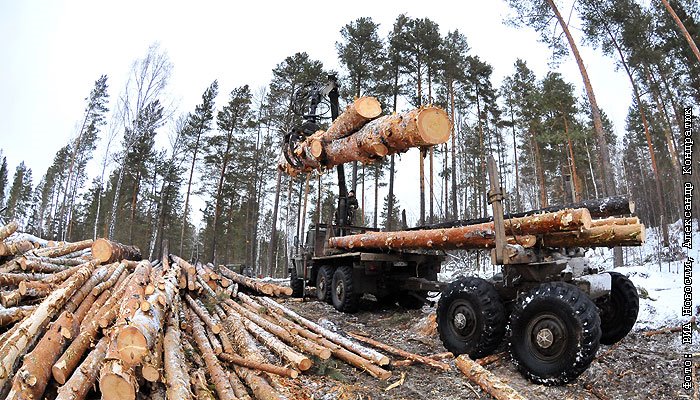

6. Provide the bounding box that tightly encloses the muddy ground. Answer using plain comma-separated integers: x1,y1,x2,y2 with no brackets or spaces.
282,297,697,400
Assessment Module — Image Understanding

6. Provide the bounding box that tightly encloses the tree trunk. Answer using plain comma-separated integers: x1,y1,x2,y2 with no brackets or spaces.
180,133,203,255
546,0,616,197
563,115,582,202
92,239,142,263
660,0,700,64
455,355,527,400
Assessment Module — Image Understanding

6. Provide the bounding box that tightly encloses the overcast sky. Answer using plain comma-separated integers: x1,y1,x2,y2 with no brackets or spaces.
0,0,632,226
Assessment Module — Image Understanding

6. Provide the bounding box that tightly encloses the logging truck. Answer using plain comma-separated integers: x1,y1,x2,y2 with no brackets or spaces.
283,76,641,385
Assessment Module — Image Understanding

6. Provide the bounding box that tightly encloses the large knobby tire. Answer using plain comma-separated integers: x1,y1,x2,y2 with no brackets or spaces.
316,266,334,303
508,282,601,385
398,292,426,310
289,266,304,298
437,277,506,359
331,266,360,313
597,272,639,345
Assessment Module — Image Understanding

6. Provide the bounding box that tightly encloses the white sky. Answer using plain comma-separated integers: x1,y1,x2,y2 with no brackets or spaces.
0,0,632,226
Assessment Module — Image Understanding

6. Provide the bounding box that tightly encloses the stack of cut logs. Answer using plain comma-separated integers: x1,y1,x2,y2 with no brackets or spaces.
279,97,451,176
328,197,645,251
2,221,497,400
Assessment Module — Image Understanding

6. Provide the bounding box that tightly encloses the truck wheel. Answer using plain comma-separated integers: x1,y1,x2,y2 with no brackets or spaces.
289,267,304,298
331,266,359,313
596,272,639,345
316,266,333,303
397,292,426,310
508,282,601,385
437,277,505,359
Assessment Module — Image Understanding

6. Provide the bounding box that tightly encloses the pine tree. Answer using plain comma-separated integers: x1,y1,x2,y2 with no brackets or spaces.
0,153,8,209
179,80,218,255
5,162,33,227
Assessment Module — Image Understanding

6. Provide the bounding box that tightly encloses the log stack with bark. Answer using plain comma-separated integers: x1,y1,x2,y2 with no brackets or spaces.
279,97,451,176
328,199,645,251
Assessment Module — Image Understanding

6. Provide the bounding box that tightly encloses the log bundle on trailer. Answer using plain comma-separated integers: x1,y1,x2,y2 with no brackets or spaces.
328,204,645,251
280,100,451,176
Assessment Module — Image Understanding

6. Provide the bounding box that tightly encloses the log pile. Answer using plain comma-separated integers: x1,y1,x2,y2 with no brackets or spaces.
328,207,645,251
280,99,451,176
0,222,412,399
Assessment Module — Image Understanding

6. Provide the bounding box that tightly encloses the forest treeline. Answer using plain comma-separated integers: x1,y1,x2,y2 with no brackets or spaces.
0,0,698,276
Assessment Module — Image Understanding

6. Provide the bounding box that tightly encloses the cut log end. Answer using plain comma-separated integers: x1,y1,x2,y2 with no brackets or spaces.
417,107,450,145
298,357,313,371
92,238,114,263
355,97,382,119
142,364,160,382
116,326,148,365
100,373,137,400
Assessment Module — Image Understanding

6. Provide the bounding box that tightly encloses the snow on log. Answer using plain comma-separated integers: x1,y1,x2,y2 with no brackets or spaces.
347,332,450,371
0,305,36,326
187,307,237,400
257,296,390,366
0,240,34,257
35,239,93,258
281,106,451,176
0,260,97,388
163,296,193,400
92,238,142,263
0,221,19,242
115,258,177,366
541,223,645,248
455,354,527,400
328,209,591,250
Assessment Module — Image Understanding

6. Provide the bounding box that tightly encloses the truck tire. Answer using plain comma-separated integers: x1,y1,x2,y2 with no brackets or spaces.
437,277,505,359
596,272,639,345
508,282,601,385
289,267,304,298
316,266,333,303
398,292,426,310
331,266,359,313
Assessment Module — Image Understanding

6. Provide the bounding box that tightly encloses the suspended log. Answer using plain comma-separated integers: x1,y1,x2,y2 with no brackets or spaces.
163,296,193,400
541,224,645,248
257,296,390,366
219,266,275,296
329,208,591,250
35,239,93,258
0,305,36,326
321,96,382,141
282,106,451,176
7,264,110,400
0,221,18,241
0,261,96,388
234,294,331,359
52,272,131,384
348,332,450,371
91,238,141,263
455,355,527,400
54,336,109,400
116,261,177,366
0,240,34,257
187,308,237,400
224,302,312,371
590,216,640,227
